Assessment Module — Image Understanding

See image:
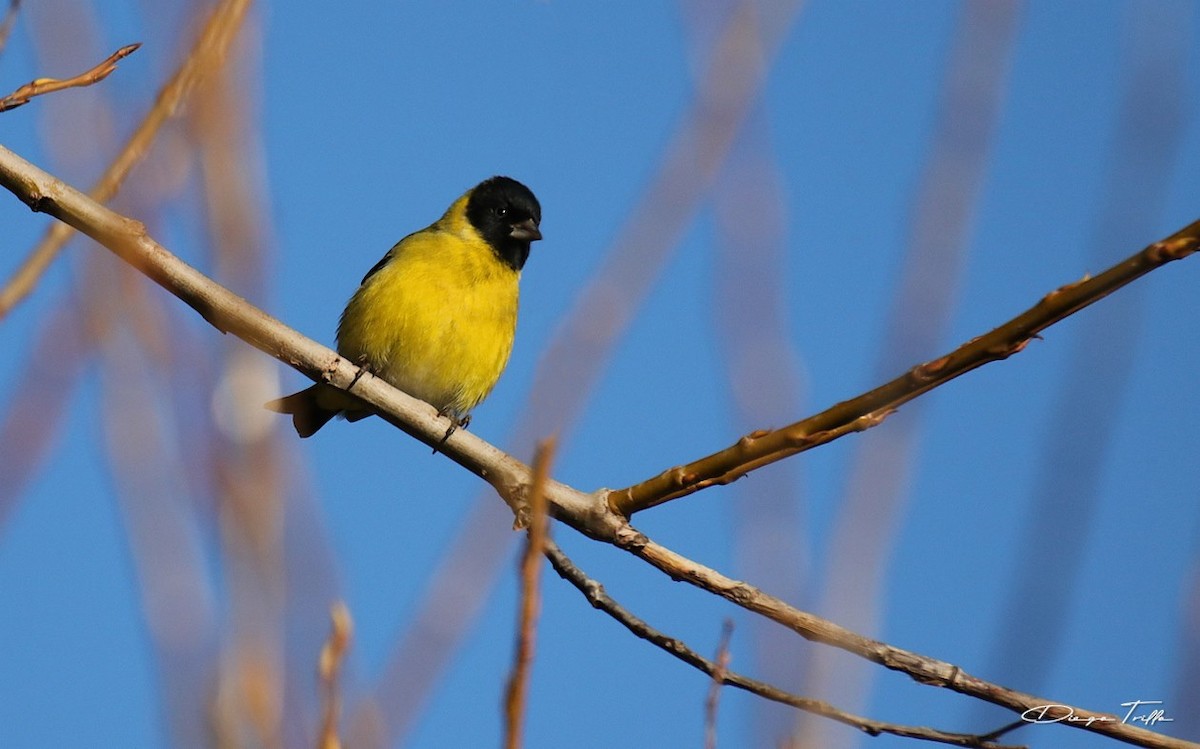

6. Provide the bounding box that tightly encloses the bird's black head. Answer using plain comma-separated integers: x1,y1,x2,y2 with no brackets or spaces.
465,176,542,271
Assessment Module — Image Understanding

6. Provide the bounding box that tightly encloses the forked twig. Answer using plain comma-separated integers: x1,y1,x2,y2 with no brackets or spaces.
0,144,1192,749
544,541,1026,749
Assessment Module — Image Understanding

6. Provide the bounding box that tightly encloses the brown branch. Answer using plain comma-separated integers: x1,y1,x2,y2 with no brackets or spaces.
0,143,1192,749
503,439,555,749
608,220,1200,517
0,0,252,321
0,142,616,538
0,0,18,59
318,602,353,749
796,5,1023,745
544,541,1026,749
0,41,139,112
613,526,1198,749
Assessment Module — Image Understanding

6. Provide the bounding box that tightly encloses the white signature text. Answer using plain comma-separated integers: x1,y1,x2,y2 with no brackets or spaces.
1021,701,1174,727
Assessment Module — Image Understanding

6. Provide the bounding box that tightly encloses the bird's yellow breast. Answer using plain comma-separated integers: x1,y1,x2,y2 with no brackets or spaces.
336,213,520,418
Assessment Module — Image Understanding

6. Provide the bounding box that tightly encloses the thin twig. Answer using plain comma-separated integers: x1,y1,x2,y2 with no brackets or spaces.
318,602,353,749
544,541,1025,749
0,41,139,112
503,439,556,749
0,0,252,321
0,144,1194,749
609,223,1200,516
704,620,734,749
0,0,19,59
615,528,1198,749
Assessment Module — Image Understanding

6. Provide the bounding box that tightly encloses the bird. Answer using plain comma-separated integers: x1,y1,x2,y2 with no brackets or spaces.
266,176,542,440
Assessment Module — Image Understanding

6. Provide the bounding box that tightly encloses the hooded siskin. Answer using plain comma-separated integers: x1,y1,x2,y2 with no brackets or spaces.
267,176,542,438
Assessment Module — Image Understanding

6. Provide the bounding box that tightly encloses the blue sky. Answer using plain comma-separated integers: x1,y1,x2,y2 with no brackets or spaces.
1,2,1198,748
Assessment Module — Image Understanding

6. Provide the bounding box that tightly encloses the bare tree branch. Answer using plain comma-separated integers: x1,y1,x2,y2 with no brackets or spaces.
544,541,1027,749
797,4,1023,744
608,221,1200,517
0,41,139,112
0,143,1193,749
975,3,1192,728
615,528,1198,749
0,141,614,537
0,0,252,321
351,3,808,740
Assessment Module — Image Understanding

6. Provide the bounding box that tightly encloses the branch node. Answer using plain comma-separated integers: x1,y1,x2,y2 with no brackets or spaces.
737,429,770,449
784,427,819,448
613,523,648,552
853,409,893,432
1149,236,1196,262
911,355,951,382
1042,274,1090,304
667,465,693,487
726,583,756,606
320,355,342,384
27,191,53,214
988,336,1031,359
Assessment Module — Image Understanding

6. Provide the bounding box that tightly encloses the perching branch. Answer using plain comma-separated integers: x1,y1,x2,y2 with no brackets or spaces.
0,42,140,112
0,0,253,321
0,143,1194,749
0,141,616,539
544,541,1026,749
607,222,1200,517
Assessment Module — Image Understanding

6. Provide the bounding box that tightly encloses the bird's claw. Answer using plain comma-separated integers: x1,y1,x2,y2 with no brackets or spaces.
432,412,471,454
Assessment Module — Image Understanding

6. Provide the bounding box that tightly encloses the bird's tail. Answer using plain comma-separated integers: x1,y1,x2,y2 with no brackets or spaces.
265,384,340,438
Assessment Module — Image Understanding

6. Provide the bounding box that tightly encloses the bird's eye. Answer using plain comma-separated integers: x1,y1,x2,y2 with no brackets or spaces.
495,206,508,217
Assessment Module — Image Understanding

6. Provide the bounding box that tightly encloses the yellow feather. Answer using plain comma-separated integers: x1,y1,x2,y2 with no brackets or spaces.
266,176,539,438
335,193,519,420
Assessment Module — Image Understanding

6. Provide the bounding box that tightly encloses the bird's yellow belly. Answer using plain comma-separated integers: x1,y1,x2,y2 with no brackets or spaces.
336,246,519,418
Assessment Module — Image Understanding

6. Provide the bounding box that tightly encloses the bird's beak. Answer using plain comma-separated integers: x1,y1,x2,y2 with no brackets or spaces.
509,218,542,242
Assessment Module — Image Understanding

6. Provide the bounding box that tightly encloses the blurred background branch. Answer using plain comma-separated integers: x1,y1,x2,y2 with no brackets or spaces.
0,0,251,320
972,2,1192,732
1,3,1197,749
796,4,1022,745
3,140,1194,746
0,0,19,56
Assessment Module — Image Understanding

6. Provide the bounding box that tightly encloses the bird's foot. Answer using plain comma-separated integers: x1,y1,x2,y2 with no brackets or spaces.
433,412,471,454
346,359,372,392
